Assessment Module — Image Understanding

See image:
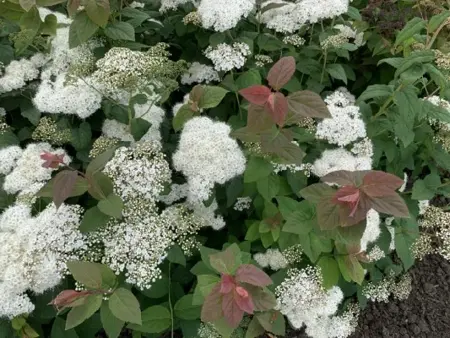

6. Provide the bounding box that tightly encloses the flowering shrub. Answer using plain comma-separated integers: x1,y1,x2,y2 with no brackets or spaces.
1,0,450,337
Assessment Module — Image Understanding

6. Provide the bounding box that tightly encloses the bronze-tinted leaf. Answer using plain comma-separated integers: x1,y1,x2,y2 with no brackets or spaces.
235,264,272,287
201,284,223,323
265,92,288,126
234,287,254,314
287,90,331,118
362,170,405,197
267,56,296,91
239,85,272,105
317,197,341,230
369,194,410,218
222,291,244,328
247,104,273,132
260,129,305,165
53,170,79,208
321,170,369,187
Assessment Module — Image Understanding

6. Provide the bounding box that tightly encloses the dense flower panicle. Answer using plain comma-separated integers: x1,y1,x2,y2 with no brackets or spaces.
260,0,350,33
419,206,450,260
234,196,253,211
276,267,345,333
254,54,274,67
204,43,252,72
89,136,120,159
0,146,23,175
173,117,246,203
103,141,171,201
367,245,386,262
283,34,306,47
254,248,289,270
321,24,364,50
0,54,47,94
0,203,84,318
316,90,367,146
363,274,412,303
3,143,70,194
418,200,430,215
159,0,196,12
188,199,226,230
197,0,255,32
32,117,72,145
181,62,220,85
158,183,189,205
312,148,372,177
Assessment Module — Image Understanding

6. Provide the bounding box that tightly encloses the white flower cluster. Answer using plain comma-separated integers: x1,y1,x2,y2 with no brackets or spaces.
276,267,353,338
32,9,102,118
363,274,412,303
181,62,220,85
321,24,364,50
360,209,381,252
419,206,450,261
198,0,255,32
312,88,373,177
367,245,386,262
260,0,350,33
0,54,47,94
254,248,289,270
204,43,251,72
418,200,430,215
173,117,246,204
0,203,84,318
316,90,366,146
234,196,252,211
159,0,196,12
2,143,70,195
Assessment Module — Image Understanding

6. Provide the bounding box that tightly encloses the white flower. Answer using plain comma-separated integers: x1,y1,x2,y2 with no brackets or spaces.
181,62,220,85
312,148,372,177
253,248,288,270
0,146,23,175
418,200,430,215
189,199,226,230
385,224,396,251
3,143,70,194
0,107,5,116
351,138,374,158
0,55,46,94
260,0,350,33
234,196,252,211
360,209,381,252
399,173,408,192
129,1,145,7
276,267,344,331
159,0,196,12
159,183,189,205
173,117,246,203
367,245,385,262
198,0,255,32
33,73,102,118
204,43,251,72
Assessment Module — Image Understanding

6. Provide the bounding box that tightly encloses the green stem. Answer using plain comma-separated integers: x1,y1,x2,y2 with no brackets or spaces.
426,19,448,49
320,51,328,84
168,263,174,338
372,84,404,120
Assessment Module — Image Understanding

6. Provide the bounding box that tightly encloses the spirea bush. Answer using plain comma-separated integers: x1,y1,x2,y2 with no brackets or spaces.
1,0,450,337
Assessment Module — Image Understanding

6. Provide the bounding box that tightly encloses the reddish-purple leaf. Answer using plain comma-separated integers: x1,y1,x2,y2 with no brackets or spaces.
317,198,341,230
49,290,91,311
220,274,235,294
234,287,254,314
333,186,360,217
265,92,288,126
267,56,296,91
201,284,223,323
239,85,272,105
362,171,405,197
247,104,273,132
222,291,244,328
368,194,410,218
235,264,272,287
338,193,373,227
40,151,66,169
245,285,277,311
321,170,370,187
300,183,336,204
286,90,332,119
53,170,79,208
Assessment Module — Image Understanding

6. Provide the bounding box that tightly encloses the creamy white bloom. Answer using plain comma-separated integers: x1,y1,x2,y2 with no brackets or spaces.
159,183,189,205
173,117,246,203
418,200,430,215
367,245,386,262
198,0,255,32
312,148,372,177
360,209,381,252
129,1,145,7
0,146,23,175
234,196,252,211
0,107,5,116
3,143,70,194
399,173,408,192
189,199,226,230
204,43,251,72
253,248,288,270
260,0,350,33
159,0,196,12
181,62,220,85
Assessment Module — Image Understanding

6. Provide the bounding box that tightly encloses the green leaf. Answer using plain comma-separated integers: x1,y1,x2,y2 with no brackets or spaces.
109,288,142,325
167,244,186,266
260,129,305,165
192,274,220,305
199,246,220,272
245,317,265,338
66,261,103,289
209,32,226,47
357,84,393,102
79,206,111,233
71,122,92,151
69,12,99,48
98,193,123,219
395,219,419,270
85,0,110,27
19,0,36,11
130,118,151,141
283,200,316,235
141,275,169,298
346,6,361,20
51,318,78,338
411,180,434,200
236,69,261,90
276,196,300,219
20,101,40,125
326,64,347,84
87,172,114,200
255,311,285,335
394,17,426,47
104,21,135,41
256,175,280,201
100,302,124,338
393,86,419,147
395,50,435,78
336,255,364,284
244,156,273,183
38,176,89,199
317,256,340,289
198,86,228,109
173,104,196,132
174,295,201,320
299,232,331,263
66,294,103,330
209,243,242,275
428,10,450,33
128,305,170,333
257,33,283,51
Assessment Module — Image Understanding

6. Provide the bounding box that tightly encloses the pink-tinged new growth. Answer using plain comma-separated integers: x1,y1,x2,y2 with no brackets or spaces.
235,264,273,287
265,92,288,127
239,85,272,105
49,290,91,312
40,151,65,168
333,185,361,217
